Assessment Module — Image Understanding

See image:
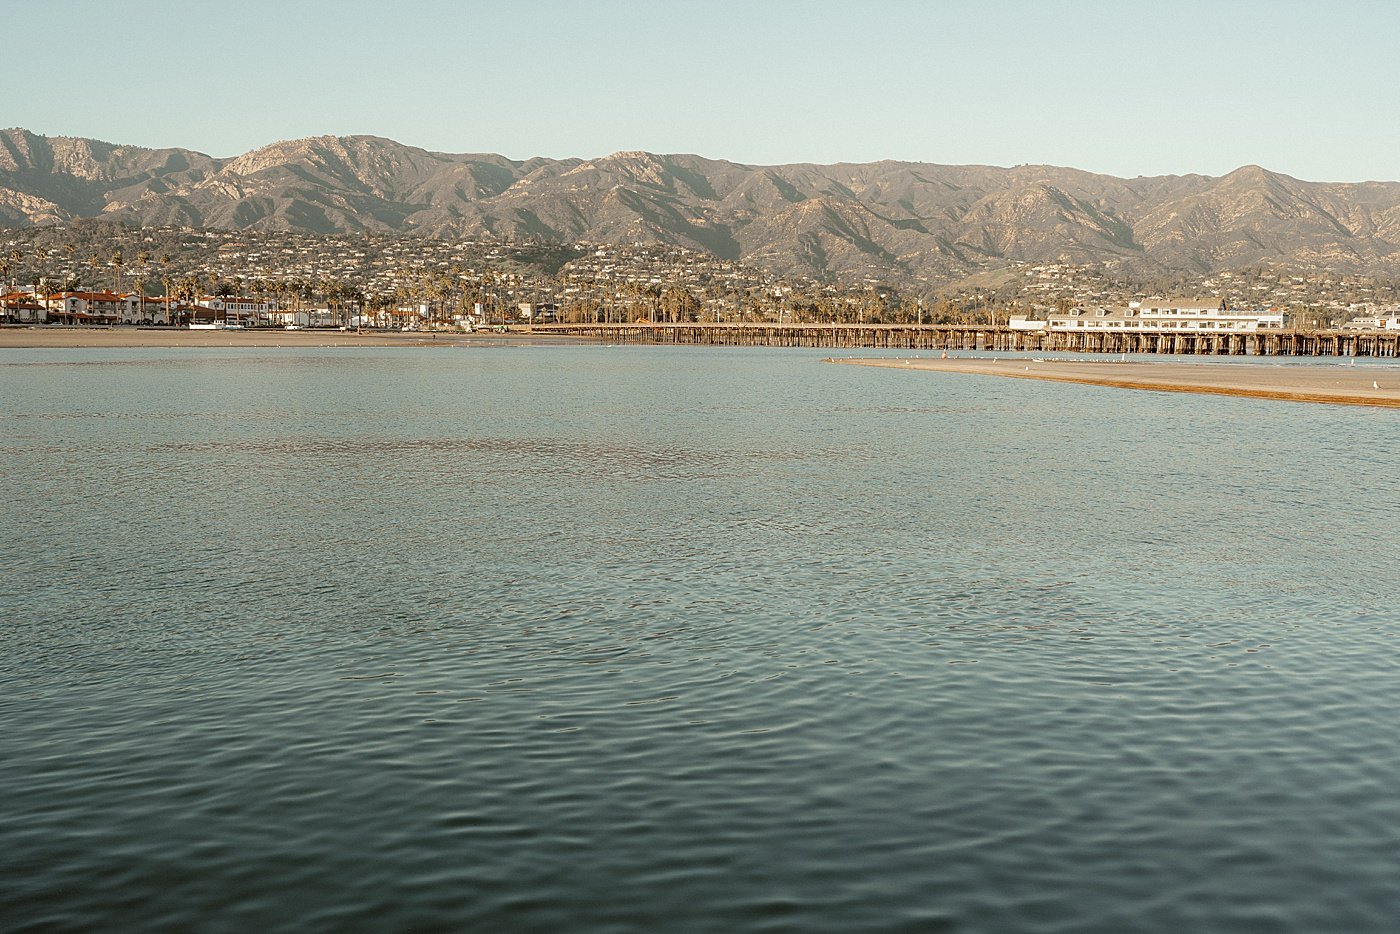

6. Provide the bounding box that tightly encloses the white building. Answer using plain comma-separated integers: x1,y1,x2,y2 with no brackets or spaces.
46,291,141,325
517,302,557,322
2,290,46,323
1011,300,1286,333
206,297,278,326
1341,314,1400,331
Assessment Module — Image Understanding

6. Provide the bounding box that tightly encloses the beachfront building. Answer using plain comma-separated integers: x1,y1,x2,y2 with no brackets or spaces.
1010,300,1287,333
269,308,312,328
517,302,558,322
189,303,261,327
2,289,175,325
45,291,141,326
274,308,341,327
206,297,277,327
162,302,202,327
2,291,47,323
1341,313,1400,331
137,297,173,325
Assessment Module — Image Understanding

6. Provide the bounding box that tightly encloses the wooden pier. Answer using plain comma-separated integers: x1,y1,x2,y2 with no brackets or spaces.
531,323,1400,357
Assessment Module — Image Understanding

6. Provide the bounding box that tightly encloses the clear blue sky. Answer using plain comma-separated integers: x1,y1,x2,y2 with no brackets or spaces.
6,0,1399,182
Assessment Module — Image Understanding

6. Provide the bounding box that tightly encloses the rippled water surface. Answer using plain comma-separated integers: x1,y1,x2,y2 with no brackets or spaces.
4,345,1400,932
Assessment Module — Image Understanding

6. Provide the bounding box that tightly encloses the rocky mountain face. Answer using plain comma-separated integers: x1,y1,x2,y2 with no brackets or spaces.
6,127,1400,283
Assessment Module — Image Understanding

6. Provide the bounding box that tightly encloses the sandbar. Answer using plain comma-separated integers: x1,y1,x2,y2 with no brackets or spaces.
830,356,1400,408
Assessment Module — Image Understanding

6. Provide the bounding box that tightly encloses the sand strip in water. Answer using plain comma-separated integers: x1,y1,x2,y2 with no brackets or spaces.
829,356,1400,408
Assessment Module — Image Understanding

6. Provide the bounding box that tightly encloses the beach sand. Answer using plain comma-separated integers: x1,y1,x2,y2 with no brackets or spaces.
0,326,576,349
830,355,1400,408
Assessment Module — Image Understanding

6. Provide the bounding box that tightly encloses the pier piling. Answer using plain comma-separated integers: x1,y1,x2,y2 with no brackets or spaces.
530,324,1400,357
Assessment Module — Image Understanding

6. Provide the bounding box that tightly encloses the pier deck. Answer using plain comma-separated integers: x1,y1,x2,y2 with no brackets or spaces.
531,323,1400,356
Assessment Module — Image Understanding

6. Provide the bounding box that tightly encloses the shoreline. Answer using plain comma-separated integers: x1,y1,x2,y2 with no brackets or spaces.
0,326,586,349
829,356,1400,408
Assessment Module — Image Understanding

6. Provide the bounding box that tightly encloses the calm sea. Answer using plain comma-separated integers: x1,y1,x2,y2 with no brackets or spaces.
4,344,1400,932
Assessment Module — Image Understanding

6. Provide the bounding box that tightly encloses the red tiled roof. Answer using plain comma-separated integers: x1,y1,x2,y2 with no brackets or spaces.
58,291,126,301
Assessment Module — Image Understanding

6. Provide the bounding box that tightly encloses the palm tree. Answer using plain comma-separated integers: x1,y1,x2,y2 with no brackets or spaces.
132,278,146,322
34,246,48,295
267,279,286,322
136,251,151,299
87,256,103,295
172,275,200,325
481,269,497,323
110,251,124,292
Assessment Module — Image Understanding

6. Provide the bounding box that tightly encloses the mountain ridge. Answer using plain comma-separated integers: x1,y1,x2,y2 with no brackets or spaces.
6,128,1400,283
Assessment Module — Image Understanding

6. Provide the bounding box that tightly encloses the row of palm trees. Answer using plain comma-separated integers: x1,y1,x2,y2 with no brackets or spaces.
4,243,168,298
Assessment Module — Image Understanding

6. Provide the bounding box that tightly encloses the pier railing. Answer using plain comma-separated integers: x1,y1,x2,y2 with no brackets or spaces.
529,323,1400,357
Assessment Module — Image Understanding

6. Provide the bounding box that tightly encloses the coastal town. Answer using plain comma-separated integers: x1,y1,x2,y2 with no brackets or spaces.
6,223,1400,333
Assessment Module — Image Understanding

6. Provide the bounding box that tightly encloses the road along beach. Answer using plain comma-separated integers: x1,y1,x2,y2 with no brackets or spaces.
830,355,1400,408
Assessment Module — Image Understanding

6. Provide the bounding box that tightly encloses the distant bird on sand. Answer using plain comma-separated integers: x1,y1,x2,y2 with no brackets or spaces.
1374,380,1380,390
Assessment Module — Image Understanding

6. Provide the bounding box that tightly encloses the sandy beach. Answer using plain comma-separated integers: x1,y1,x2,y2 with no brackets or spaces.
0,326,578,349
831,355,1400,408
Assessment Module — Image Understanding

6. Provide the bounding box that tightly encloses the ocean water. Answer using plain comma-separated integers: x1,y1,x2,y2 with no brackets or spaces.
3,344,1400,932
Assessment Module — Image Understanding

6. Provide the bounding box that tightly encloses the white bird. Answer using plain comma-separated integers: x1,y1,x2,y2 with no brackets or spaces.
1374,380,1380,390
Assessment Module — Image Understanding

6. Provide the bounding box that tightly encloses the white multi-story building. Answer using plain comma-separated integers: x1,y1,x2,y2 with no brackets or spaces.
47,291,141,325
1011,300,1287,333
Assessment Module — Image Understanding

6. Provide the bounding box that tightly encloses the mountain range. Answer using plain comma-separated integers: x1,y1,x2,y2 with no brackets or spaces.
6,127,1400,284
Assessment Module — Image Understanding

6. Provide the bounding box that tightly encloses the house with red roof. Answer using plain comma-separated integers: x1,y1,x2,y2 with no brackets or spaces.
2,291,47,323
43,290,139,325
